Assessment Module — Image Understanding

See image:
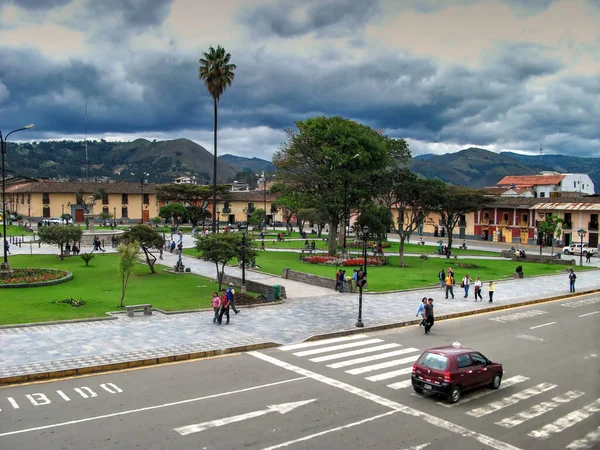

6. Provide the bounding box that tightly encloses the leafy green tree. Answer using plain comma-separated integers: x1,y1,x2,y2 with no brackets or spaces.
248,208,266,227
194,232,257,291
299,206,329,237
99,211,113,225
159,203,188,225
438,185,489,250
355,204,393,243
118,241,140,307
186,205,211,227
60,213,72,224
199,45,237,233
537,214,564,255
38,225,83,259
274,117,400,254
151,216,161,226
118,225,166,274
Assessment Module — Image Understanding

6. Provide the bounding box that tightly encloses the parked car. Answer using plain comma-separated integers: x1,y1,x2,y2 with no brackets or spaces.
411,343,503,403
562,243,596,256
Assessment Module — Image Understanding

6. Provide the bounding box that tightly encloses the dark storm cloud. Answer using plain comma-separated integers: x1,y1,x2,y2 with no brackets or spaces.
4,0,72,10
239,0,381,37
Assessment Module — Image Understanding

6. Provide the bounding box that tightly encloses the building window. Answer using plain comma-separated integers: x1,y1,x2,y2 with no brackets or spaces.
102,206,109,214
122,194,128,204
247,203,255,213
42,206,51,218
122,206,128,218
143,193,149,205
42,193,50,203
102,193,109,204
522,214,528,223
20,194,24,204
27,193,30,204
540,192,546,198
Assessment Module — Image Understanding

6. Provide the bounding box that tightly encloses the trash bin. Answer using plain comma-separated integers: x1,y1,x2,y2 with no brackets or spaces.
273,284,281,300
265,287,275,302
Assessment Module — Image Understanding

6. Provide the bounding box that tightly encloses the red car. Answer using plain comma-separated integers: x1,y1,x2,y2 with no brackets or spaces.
411,343,503,403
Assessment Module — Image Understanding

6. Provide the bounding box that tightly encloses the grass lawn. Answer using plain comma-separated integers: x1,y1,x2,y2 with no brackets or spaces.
3,225,34,237
239,251,582,292
0,254,229,325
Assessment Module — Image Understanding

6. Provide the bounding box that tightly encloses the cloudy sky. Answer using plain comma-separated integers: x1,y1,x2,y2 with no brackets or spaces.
0,0,599,159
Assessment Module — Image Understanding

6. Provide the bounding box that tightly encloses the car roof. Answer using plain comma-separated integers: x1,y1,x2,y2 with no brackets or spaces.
423,346,477,356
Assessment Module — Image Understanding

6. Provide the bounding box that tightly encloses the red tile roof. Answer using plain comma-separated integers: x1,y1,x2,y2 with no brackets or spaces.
9,181,157,194
496,175,565,187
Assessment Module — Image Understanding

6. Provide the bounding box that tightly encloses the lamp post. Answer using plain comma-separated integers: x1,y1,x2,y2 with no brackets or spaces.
577,228,587,266
113,207,117,228
256,172,268,228
1,124,35,276
356,226,369,328
239,221,247,293
216,208,220,233
130,172,149,224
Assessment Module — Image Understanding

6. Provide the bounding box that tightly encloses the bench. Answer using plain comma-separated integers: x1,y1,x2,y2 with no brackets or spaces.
125,304,152,317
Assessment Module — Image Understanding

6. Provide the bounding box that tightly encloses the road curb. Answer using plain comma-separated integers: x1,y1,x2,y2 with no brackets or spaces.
0,342,280,386
302,288,600,342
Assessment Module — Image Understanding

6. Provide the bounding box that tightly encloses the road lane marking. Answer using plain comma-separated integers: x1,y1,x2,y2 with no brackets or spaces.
7,397,19,409
516,334,545,342
346,355,419,375
365,366,414,382
579,311,599,317
56,390,71,402
328,348,419,369
496,391,585,428
100,383,123,394
466,383,557,417
528,398,600,439
562,298,600,308
438,375,529,407
400,444,430,450
530,321,556,330
262,410,401,450
310,343,401,362
387,380,412,390
489,310,547,323
26,393,51,406
279,335,368,351
74,387,97,399
293,339,384,357
174,399,316,436
0,377,306,438
566,425,600,449
250,351,523,450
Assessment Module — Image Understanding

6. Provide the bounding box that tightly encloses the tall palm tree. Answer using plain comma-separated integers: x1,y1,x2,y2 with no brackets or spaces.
199,45,236,233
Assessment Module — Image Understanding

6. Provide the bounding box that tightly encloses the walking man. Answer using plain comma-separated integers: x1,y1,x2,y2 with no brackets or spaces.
461,274,473,298
226,283,240,314
445,273,454,299
424,298,434,334
438,268,445,290
568,269,577,293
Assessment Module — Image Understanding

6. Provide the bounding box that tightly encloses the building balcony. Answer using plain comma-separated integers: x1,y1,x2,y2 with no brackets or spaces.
518,221,529,228
480,218,490,225
590,222,599,231
458,221,466,227
499,220,509,226
562,221,572,230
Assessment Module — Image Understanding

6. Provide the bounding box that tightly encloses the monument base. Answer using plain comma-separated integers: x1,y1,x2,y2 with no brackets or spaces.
0,262,14,277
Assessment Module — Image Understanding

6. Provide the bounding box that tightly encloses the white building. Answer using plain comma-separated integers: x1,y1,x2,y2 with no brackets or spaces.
553,172,595,196
173,176,196,184
493,172,595,198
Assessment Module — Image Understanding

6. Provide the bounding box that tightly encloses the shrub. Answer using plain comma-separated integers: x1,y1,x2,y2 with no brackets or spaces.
80,252,95,266
56,298,86,307
456,262,480,269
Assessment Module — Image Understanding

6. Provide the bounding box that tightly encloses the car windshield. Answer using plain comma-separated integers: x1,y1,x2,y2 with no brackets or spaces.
417,352,448,370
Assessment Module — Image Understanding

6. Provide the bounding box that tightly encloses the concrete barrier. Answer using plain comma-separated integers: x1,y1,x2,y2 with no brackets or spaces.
221,274,287,299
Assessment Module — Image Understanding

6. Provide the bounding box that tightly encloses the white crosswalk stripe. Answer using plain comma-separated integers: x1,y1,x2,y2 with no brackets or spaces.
346,355,419,375
566,425,600,449
438,375,529,407
528,398,600,439
328,348,419,369
387,379,412,390
466,383,557,417
310,343,401,363
279,335,369,352
365,366,414,382
495,390,585,428
292,339,384,357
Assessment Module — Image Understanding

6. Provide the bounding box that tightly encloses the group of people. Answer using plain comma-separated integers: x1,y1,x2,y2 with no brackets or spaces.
92,236,105,252
438,267,495,302
304,240,316,250
210,283,240,324
64,242,80,255
416,297,435,334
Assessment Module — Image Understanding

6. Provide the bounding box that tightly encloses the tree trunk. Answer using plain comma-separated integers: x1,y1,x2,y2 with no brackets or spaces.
60,243,64,260
317,224,322,237
328,220,338,255
212,97,218,234
398,237,407,267
446,225,454,249
142,247,156,274
216,262,224,291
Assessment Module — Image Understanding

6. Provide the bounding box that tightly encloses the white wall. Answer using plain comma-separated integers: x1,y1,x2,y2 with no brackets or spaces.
561,174,595,195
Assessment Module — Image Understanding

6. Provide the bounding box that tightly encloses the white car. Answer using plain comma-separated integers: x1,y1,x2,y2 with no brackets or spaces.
44,217,72,225
562,243,596,256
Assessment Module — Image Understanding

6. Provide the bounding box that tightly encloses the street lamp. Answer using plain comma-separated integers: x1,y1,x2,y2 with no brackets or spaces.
131,172,149,224
113,207,117,228
1,124,34,276
256,172,268,228
356,226,369,328
238,221,247,293
577,228,587,266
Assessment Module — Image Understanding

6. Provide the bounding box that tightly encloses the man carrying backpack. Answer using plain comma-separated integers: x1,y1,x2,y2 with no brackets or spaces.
226,283,240,314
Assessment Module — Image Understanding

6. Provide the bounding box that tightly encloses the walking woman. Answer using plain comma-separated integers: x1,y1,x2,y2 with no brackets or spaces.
416,297,427,327
473,277,483,301
211,292,221,323
488,281,495,303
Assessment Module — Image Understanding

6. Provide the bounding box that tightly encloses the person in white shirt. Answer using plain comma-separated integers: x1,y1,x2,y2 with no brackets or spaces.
461,274,473,298
473,276,483,301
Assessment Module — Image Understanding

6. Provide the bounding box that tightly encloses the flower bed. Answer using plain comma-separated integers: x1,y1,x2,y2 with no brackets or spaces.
303,255,387,266
346,241,391,249
1,268,73,288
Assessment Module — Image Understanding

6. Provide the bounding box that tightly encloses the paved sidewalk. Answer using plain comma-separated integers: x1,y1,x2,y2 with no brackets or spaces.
1,272,598,379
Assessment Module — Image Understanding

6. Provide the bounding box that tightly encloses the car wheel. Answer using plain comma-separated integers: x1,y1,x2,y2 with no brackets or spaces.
448,386,461,404
413,386,423,394
490,373,502,389
563,250,570,255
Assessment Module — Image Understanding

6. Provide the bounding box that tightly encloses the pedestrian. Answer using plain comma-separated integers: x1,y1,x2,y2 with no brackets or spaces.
352,269,358,293
335,269,341,291
488,281,495,303
445,273,454,299
338,270,346,292
261,240,266,251
585,252,591,263
170,240,175,253
461,274,473,298
424,298,435,334
226,283,240,314
211,291,221,323
416,297,427,327
4,240,10,255
438,268,445,290
473,276,483,301
568,269,577,293
217,289,230,324
304,240,309,250
448,266,455,283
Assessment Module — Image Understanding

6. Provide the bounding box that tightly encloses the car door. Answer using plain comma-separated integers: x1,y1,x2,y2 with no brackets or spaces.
455,353,476,390
469,352,490,387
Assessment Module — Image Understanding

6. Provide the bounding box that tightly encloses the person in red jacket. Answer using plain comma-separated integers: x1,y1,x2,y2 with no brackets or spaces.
217,289,230,324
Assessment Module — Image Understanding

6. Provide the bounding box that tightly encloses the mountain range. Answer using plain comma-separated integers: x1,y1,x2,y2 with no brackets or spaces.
5,139,598,190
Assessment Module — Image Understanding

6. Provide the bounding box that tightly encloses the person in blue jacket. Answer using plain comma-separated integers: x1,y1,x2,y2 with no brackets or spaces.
416,297,427,327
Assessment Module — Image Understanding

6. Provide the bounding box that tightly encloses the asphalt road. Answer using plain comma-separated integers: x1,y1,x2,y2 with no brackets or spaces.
1,293,599,450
